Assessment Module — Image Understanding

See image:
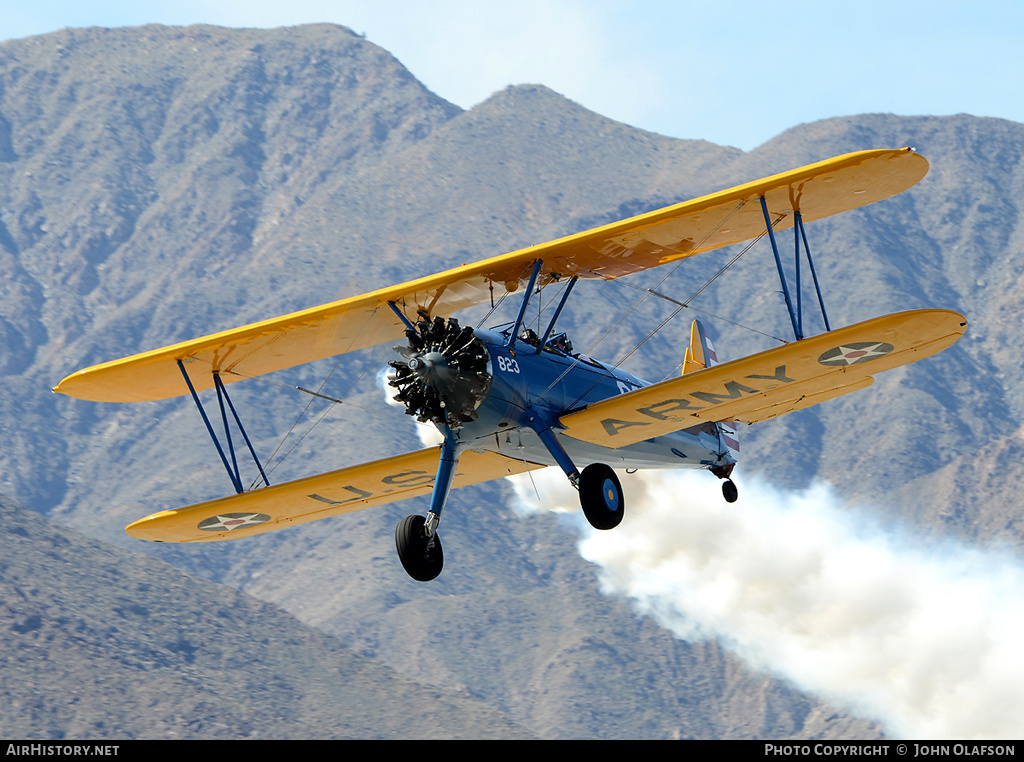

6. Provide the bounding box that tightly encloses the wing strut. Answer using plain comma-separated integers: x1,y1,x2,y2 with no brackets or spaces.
387,301,417,332
506,259,543,348
796,211,832,332
177,360,270,494
759,200,832,341
537,275,578,352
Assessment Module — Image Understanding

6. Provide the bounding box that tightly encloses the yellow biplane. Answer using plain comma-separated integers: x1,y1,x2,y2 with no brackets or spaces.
55,148,966,581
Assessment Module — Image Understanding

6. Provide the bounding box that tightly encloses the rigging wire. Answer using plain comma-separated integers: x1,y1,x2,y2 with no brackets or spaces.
252,305,383,482
554,212,789,410
265,381,374,482
614,233,790,345
239,278,514,488
533,199,752,404
248,275,519,485
472,287,511,329
205,197,793,488
224,367,377,415
256,357,350,484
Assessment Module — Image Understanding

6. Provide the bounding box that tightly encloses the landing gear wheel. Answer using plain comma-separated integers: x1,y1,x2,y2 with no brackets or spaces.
722,478,738,503
395,514,444,581
579,464,624,530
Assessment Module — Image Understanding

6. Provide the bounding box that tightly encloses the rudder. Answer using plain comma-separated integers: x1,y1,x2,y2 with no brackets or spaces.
682,319,719,375
683,319,739,469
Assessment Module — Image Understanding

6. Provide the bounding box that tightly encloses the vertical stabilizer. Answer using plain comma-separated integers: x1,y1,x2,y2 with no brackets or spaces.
682,319,719,375
683,320,740,469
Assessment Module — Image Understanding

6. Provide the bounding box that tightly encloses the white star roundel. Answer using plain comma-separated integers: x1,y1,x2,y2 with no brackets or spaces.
817,341,894,367
198,512,271,532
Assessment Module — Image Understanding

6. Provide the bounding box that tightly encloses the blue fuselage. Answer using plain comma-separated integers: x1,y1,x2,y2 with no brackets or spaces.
443,329,736,472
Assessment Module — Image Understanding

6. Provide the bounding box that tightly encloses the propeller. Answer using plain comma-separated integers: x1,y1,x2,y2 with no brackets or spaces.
388,314,492,430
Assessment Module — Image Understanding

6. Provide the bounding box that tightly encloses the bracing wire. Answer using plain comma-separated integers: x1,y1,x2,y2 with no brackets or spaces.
256,358,361,484
252,305,383,482
553,211,789,410
534,199,753,404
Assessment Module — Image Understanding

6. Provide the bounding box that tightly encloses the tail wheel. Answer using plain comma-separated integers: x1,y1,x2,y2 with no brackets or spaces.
395,514,444,581
579,464,624,530
722,478,738,503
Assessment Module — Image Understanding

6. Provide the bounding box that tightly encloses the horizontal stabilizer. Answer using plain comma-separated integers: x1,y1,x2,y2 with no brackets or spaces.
558,309,967,448
126,448,543,543
56,148,928,403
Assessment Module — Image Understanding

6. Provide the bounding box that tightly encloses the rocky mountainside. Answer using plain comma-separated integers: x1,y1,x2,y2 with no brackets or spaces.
0,494,532,739
1,23,1022,738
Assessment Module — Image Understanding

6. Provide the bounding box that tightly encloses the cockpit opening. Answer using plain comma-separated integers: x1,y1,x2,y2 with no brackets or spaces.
546,332,573,355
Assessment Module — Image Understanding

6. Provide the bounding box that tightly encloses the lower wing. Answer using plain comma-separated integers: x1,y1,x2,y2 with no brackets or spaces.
558,309,966,448
127,448,544,542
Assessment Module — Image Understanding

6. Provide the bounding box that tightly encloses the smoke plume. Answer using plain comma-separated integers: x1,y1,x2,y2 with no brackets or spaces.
509,467,1024,739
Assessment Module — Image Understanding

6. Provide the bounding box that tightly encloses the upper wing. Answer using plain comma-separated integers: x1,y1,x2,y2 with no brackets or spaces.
55,148,927,403
558,309,966,448
126,447,544,543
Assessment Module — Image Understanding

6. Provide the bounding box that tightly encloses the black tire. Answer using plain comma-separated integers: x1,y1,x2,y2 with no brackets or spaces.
395,514,444,581
722,478,738,503
579,464,624,530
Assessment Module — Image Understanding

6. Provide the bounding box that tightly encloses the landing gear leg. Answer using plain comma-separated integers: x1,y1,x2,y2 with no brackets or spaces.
711,463,738,503
395,431,459,581
527,410,625,530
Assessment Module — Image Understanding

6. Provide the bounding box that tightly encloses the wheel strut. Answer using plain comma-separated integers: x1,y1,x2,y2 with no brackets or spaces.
711,463,738,503
395,430,459,581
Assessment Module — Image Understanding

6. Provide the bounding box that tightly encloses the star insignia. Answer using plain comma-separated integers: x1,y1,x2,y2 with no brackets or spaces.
198,512,271,532
817,342,894,367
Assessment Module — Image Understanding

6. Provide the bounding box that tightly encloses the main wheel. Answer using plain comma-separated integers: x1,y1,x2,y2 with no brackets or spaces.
395,514,444,581
579,464,624,530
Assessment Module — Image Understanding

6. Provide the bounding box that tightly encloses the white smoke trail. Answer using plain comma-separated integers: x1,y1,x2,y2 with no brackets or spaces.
377,367,444,446
508,467,1024,740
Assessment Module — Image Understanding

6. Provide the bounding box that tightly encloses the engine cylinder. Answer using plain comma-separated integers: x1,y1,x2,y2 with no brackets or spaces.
388,316,492,430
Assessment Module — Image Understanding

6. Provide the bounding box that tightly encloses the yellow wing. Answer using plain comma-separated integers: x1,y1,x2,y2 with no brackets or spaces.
558,309,967,448
126,448,544,543
55,148,928,403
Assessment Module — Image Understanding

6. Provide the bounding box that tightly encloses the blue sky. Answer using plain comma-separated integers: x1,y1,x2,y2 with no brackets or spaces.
3,0,1021,151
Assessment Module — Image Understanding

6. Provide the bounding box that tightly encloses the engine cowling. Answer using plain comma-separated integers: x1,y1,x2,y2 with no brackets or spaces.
388,315,492,430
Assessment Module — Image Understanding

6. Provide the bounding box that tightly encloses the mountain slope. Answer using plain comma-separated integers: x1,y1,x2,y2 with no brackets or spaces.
0,495,532,739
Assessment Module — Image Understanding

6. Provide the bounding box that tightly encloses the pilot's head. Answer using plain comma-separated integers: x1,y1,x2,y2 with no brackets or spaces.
551,333,571,352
